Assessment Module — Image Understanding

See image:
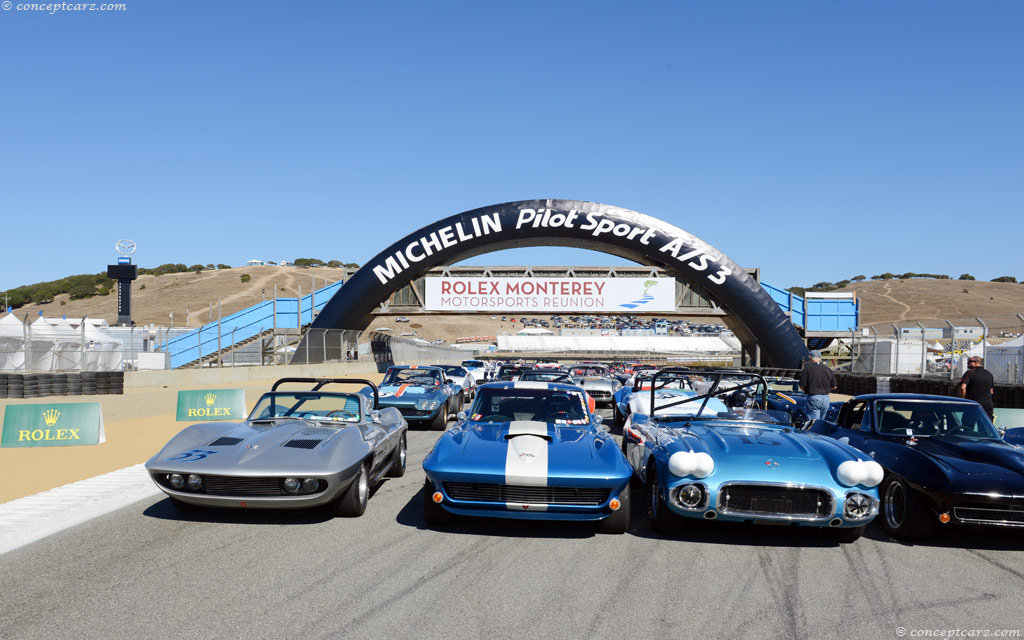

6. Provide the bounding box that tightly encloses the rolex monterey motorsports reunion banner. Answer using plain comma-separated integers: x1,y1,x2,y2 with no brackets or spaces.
424,277,675,312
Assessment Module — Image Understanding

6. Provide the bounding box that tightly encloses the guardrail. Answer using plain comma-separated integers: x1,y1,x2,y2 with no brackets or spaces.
162,281,343,368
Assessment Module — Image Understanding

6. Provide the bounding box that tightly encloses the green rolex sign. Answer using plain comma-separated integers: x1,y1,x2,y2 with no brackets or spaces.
176,389,246,421
2,403,106,448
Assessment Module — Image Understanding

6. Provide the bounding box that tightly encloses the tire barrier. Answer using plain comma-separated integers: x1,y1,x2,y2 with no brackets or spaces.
0,372,126,399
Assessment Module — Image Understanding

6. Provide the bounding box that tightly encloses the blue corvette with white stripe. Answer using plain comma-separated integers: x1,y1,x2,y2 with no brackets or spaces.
421,380,633,533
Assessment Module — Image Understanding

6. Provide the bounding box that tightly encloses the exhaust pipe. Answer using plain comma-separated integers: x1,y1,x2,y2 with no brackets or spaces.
704,510,718,520
829,518,842,527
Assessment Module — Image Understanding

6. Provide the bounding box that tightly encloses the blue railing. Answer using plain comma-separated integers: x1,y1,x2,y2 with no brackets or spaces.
761,282,858,332
163,281,343,368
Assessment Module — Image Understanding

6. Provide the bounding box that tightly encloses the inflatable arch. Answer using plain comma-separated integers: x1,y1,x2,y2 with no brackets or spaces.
302,200,809,368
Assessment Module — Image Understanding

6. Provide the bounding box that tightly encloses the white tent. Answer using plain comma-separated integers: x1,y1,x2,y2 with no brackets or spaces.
516,327,554,336
988,336,1024,384
0,313,123,372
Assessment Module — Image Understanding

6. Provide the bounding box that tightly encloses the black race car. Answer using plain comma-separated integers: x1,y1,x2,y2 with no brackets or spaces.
808,393,1024,540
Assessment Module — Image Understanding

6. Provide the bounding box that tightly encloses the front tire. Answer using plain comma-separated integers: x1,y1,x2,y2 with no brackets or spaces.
385,433,407,478
597,484,631,534
430,406,447,431
647,466,683,533
332,463,369,517
422,479,453,526
881,477,932,541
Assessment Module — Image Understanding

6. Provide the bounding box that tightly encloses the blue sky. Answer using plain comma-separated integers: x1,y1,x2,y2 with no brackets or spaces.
1,1,1021,292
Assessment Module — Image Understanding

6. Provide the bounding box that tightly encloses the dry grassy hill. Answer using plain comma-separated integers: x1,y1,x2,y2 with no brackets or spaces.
14,266,349,328
11,269,1024,340
836,279,1024,334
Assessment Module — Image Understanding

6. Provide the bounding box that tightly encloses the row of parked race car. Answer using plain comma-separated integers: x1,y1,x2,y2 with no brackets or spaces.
145,362,1024,544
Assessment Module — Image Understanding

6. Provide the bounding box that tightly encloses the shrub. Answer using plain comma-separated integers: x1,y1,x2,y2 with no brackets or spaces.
216,264,231,270
852,275,865,281
991,276,1017,283
959,274,975,280
240,273,251,283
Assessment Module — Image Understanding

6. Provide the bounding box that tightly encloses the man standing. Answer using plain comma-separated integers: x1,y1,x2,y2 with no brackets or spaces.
800,350,837,423
959,356,995,419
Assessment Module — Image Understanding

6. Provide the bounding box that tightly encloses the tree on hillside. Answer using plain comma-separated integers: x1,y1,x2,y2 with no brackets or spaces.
189,264,204,274
294,258,326,267
872,273,896,280
959,274,975,280
216,264,231,270
326,260,342,268
991,276,1017,283
852,275,865,281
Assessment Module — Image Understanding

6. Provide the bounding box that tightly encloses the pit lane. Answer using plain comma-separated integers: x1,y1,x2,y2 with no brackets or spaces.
2,404,1022,640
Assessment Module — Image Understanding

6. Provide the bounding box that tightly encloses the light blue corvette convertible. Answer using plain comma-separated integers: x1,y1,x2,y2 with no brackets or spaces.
367,366,462,430
622,368,883,542
421,380,633,533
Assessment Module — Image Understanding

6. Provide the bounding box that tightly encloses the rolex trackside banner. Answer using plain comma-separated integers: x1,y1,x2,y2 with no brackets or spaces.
176,389,246,421
1,403,105,448
424,277,676,312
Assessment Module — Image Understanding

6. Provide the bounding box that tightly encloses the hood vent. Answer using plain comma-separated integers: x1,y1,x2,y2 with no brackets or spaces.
284,438,322,449
208,437,243,446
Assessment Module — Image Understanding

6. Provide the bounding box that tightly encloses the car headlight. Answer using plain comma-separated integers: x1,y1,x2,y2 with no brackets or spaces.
168,473,185,489
667,451,715,479
186,474,203,491
674,484,705,509
301,478,319,493
283,477,300,494
844,492,877,520
417,399,441,411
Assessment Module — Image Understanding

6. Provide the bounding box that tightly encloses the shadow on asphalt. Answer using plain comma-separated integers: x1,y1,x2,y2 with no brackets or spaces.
142,482,389,525
862,519,1024,551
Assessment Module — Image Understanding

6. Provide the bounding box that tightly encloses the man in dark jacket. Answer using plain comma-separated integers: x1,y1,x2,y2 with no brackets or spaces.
959,356,995,419
799,350,837,422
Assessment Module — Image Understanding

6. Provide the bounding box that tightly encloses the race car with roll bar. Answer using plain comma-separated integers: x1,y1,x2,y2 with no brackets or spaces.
621,368,883,542
145,377,408,517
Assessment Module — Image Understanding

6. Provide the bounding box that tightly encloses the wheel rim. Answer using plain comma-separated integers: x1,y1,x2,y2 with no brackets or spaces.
884,481,904,529
399,437,407,468
358,468,368,504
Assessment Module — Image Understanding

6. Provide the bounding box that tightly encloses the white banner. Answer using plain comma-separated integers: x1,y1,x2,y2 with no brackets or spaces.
424,277,676,312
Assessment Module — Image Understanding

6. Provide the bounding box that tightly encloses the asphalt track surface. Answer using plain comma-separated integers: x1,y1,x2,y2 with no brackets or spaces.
2,416,1023,640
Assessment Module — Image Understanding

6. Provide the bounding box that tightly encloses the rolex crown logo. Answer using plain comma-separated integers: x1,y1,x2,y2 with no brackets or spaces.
43,409,61,427
204,393,217,406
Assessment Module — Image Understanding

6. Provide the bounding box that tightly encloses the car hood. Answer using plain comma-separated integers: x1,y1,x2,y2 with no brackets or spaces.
904,437,1024,477
662,422,867,483
146,419,366,474
425,420,628,486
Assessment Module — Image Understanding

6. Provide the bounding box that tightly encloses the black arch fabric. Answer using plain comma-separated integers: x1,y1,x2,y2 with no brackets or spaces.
302,200,808,367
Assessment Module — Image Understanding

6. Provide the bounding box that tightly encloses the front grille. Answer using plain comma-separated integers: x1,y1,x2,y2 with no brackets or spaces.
283,438,322,449
204,476,284,496
588,391,611,399
444,482,609,505
954,507,1024,526
208,437,243,446
718,483,833,520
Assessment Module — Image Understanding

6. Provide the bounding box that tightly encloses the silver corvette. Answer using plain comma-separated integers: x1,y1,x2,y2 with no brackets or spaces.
568,364,622,407
145,378,408,517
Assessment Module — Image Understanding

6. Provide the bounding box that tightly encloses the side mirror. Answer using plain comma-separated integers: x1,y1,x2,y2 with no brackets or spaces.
457,411,467,422
591,413,607,430
370,410,382,423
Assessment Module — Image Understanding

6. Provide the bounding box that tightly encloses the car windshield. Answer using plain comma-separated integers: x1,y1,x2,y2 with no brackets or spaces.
497,366,530,378
470,386,590,424
518,370,572,383
462,360,484,368
433,365,467,377
248,392,362,423
383,368,442,386
571,366,608,377
651,372,767,422
874,400,1000,438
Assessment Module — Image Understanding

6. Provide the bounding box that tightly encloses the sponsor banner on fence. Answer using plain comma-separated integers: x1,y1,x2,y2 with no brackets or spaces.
176,389,246,421
424,277,675,312
2,403,105,448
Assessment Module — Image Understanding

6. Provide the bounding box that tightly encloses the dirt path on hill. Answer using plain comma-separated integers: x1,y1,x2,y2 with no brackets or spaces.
880,282,911,322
